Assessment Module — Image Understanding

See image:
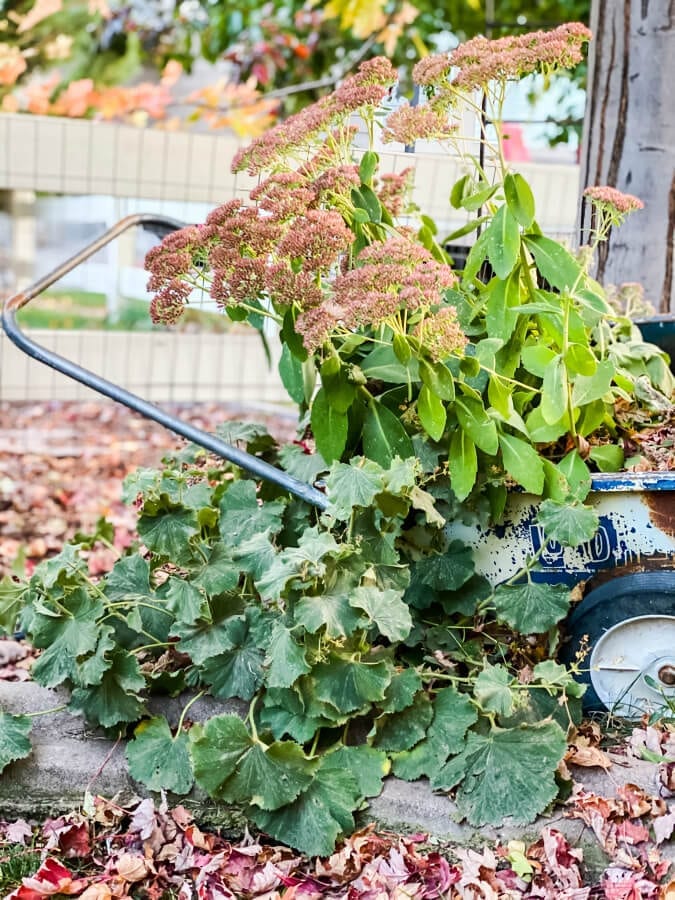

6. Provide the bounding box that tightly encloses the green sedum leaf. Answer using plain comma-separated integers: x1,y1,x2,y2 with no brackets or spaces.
456,398,498,455
522,235,582,292
504,173,535,228
126,716,193,795
493,581,571,633
363,401,414,467
486,205,520,279
448,427,478,501
418,386,446,442
311,388,348,463
0,711,32,773
499,433,545,495
433,721,567,826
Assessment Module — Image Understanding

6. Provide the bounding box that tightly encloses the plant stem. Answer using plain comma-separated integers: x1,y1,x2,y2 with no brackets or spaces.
176,691,205,735
25,705,67,718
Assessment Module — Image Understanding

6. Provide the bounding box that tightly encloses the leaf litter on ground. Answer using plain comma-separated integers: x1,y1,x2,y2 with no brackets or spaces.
0,773,673,900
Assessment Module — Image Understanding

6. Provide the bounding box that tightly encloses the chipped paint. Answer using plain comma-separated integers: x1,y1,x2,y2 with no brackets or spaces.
446,486,675,587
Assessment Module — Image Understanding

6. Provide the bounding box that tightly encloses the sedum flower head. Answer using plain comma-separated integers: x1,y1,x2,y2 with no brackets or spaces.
295,238,458,352
382,103,457,145
414,307,467,361
583,185,644,215
231,58,396,176
413,22,591,95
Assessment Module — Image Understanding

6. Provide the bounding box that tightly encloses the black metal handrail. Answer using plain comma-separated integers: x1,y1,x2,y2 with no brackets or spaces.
1,213,329,511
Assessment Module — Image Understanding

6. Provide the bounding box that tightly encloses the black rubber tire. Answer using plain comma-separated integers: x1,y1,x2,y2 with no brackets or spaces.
559,570,675,710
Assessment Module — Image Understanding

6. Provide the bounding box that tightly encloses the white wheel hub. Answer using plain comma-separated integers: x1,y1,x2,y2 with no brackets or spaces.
589,614,675,718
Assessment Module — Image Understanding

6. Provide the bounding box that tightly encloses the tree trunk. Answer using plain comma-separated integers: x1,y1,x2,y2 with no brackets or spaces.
579,0,674,312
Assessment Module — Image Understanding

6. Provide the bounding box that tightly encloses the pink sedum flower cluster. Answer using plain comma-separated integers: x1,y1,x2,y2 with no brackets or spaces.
296,238,459,352
413,22,591,96
231,57,397,175
583,185,644,215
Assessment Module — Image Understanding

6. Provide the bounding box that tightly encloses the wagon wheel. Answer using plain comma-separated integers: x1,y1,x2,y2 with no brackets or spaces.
561,571,675,717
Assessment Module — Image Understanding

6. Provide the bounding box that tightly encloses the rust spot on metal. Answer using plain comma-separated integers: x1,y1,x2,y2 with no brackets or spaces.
658,664,675,687
645,491,675,538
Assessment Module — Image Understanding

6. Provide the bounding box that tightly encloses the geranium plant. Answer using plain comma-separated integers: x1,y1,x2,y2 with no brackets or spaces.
1,23,672,857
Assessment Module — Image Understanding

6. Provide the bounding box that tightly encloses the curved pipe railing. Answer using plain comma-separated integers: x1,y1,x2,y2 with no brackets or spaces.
1,213,329,511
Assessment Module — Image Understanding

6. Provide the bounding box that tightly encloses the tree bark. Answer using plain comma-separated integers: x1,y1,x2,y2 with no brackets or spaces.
579,0,674,311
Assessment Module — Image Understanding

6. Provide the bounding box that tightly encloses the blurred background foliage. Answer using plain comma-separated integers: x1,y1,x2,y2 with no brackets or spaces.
1,0,590,139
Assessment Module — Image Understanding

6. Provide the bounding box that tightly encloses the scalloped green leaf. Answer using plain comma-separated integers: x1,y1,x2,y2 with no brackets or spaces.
537,500,599,547
126,716,193,795
157,577,205,626
137,508,198,563
312,655,392,714
350,585,412,642
199,614,266,701
474,664,515,717
379,669,423,713
219,480,285,546
69,649,146,728
415,541,474,592
251,754,361,856
265,623,311,688
493,581,571,633
171,593,245,665
392,687,478,781
325,459,384,520
219,740,319,809
373,692,433,752
294,580,363,638
190,714,253,796
0,711,32,773
433,721,567,826
30,587,103,688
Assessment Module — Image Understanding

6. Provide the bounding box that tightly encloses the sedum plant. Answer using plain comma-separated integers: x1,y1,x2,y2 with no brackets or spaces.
0,23,672,856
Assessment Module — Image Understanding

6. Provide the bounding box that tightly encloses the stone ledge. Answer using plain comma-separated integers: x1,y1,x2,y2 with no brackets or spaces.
0,681,672,873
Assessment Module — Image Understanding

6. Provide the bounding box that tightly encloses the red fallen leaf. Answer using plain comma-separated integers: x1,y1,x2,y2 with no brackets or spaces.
615,820,650,846
6,858,89,899
601,866,660,900
43,816,91,858
616,784,653,818
4,819,33,845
